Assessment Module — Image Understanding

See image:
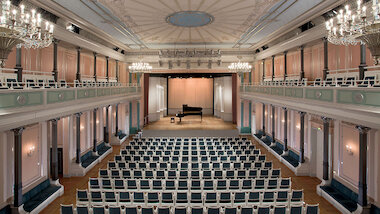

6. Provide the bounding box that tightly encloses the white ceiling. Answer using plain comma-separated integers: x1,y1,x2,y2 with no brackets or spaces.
48,0,331,50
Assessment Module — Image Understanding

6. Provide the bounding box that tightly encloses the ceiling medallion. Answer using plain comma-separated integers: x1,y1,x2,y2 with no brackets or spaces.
166,11,214,27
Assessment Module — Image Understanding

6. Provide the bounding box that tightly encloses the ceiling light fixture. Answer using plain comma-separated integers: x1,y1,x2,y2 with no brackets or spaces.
326,0,380,64
0,1,54,67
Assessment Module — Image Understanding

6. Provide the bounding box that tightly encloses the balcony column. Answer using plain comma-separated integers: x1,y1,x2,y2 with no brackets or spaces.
104,105,110,143
93,52,97,82
299,111,306,163
300,46,305,80
262,103,266,136
282,107,288,152
12,127,24,208
322,37,328,80
15,47,23,83
75,113,82,164
106,56,109,82
271,105,275,143
356,125,370,207
359,44,367,80
262,59,265,82
116,60,119,82
284,51,287,81
115,104,119,135
322,117,331,181
93,108,98,153
51,118,59,180
76,47,81,81
52,39,59,82
272,55,275,81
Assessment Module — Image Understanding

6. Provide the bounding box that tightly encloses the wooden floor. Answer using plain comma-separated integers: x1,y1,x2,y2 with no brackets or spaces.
40,118,339,214
144,115,236,130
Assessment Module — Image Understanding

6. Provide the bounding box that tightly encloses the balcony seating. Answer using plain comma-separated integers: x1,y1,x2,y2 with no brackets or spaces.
116,130,127,140
97,142,111,156
81,151,99,168
320,179,358,212
22,179,62,212
282,150,300,168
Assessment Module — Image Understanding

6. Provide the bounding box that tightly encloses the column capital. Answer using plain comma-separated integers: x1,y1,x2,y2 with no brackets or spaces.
105,56,109,60
76,47,81,52
283,51,288,55
53,38,60,44
321,116,332,123
93,52,97,57
50,118,60,123
322,37,328,42
300,45,305,50
12,127,24,135
298,111,306,116
356,125,371,134
94,108,98,112
282,107,288,111
75,112,82,117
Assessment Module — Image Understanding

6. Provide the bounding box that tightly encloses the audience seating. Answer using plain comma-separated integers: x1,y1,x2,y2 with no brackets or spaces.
320,179,358,212
81,151,99,168
21,179,62,213
97,142,111,156
68,136,318,214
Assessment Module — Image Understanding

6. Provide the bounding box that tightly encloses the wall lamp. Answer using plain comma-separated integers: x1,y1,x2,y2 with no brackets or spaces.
345,145,353,156
28,146,35,157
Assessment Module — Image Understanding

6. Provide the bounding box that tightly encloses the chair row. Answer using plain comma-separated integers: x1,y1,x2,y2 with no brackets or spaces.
0,77,69,90
62,204,319,214
89,178,290,192
124,145,256,151
108,161,271,170
115,155,265,164
74,79,122,88
77,189,303,208
99,168,280,179
261,78,307,87
132,137,249,142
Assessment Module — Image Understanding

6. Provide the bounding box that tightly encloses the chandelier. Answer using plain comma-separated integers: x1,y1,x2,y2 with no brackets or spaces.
0,1,54,67
228,61,252,75
325,0,380,64
128,62,152,73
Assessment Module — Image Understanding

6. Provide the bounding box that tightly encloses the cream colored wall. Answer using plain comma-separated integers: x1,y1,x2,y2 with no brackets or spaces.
168,78,213,115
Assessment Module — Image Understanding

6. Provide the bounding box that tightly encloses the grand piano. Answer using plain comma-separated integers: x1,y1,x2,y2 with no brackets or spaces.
176,104,203,122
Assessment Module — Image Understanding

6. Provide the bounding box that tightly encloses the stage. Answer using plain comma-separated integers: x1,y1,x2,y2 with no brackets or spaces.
144,115,236,131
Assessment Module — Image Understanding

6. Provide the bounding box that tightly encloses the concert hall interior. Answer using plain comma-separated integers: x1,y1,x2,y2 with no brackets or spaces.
1,0,380,214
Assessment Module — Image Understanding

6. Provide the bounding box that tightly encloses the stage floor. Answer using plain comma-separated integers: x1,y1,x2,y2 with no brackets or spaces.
144,115,236,130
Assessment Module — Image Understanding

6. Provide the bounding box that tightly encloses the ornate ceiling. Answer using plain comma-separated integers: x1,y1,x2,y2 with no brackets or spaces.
98,0,280,47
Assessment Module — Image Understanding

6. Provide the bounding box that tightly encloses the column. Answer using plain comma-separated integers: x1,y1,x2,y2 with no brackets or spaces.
356,126,370,207
12,127,24,208
76,47,81,81
52,39,59,82
299,112,306,163
262,59,265,82
323,37,328,80
93,52,97,82
283,107,288,151
116,60,119,82
272,55,275,81
106,56,109,82
300,46,305,79
359,44,367,80
93,108,98,153
322,117,331,181
284,51,287,81
104,106,110,143
15,47,23,83
51,118,59,180
75,113,82,164
115,104,119,135
271,105,275,143
262,103,266,135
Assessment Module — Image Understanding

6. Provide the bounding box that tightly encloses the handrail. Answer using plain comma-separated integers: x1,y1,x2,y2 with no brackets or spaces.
23,70,54,75
0,68,17,72
328,67,358,74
